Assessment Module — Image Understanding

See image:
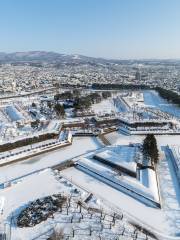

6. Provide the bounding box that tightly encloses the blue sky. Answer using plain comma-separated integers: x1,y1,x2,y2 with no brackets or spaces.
0,0,180,59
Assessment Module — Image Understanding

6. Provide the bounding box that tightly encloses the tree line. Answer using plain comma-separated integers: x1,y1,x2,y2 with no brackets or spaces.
0,132,57,153
92,83,180,106
92,83,149,90
54,90,112,111
155,87,180,106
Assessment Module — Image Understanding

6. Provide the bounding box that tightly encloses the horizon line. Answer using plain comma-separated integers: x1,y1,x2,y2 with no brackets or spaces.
0,50,180,61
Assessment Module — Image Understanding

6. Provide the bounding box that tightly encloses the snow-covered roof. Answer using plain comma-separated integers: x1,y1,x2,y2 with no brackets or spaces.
6,105,24,122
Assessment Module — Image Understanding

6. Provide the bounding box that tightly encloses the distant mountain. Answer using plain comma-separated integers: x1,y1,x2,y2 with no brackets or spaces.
0,51,179,66
0,51,110,65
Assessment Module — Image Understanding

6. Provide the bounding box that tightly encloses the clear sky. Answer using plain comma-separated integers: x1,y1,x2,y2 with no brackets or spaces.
0,0,180,59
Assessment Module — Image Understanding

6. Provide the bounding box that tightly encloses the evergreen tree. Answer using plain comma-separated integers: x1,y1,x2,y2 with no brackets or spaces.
54,104,65,117
142,134,159,165
32,102,36,108
102,91,112,99
47,101,52,109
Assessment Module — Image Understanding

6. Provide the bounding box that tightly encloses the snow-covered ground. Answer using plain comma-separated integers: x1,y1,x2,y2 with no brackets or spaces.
0,130,72,167
59,132,180,237
121,92,144,109
61,167,170,236
1,168,154,240
105,131,180,147
0,130,179,237
0,90,180,239
169,145,180,181
143,90,180,118
76,156,159,206
158,146,180,235
105,131,144,145
0,168,86,240
105,132,180,236
94,147,137,175
91,99,118,115
0,137,101,184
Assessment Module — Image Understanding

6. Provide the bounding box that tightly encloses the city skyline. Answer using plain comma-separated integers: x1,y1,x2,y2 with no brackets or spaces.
0,0,180,59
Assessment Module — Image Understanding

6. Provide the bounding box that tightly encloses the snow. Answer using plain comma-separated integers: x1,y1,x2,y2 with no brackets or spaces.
61,167,170,236
46,120,61,133
158,146,180,235
91,99,118,115
0,136,71,166
169,145,180,177
105,131,180,147
0,131,178,237
94,148,137,174
0,168,87,240
105,131,144,145
1,169,61,219
59,133,180,237
143,90,180,118
61,117,85,124
0,90,179,239
0,196,5,214
113,96,128,112
0,137,101,184
76,157,159,206
5,105,24,122
0,168,152,240
140,168,159,203
122,92,144,109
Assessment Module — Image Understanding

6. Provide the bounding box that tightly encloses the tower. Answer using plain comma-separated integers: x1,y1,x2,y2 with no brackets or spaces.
11,79,16,92
135,70,141,81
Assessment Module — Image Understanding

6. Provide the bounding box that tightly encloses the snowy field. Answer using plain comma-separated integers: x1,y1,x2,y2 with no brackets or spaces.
105,131,180,147
1,168,154,240
61,167,170,236
143,90,180,118
91,90,180,118
0,137,102,184
0,168,87,240
91,99,118,115
105,131,144,145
